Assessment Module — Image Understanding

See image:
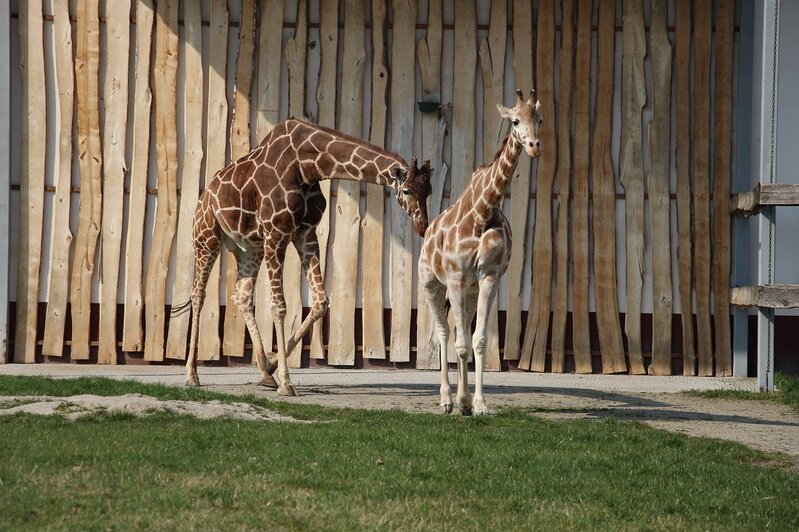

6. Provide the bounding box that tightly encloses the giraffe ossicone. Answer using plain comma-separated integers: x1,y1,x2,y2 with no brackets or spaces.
419,89,542,415
183,119,433,393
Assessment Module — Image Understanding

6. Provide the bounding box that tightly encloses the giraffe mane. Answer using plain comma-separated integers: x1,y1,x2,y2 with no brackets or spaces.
293,119,407,165
476,134,511,171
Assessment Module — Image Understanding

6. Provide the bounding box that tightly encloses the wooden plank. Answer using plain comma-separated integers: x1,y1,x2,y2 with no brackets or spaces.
550,0,574,373
388,0,417,362
328,0,365,366
674,0,695,375
14,0,47,363
571,0,592,373
592,0,626,374
70,0,102,361
310,0,337,359
42,0,75,357
98,0,131,364
254,0,284,361
414,0,442,368
0,0,8,362
647,0,673,376
619,0,646,375
449,0,475,201
166,0,204,360
713,0,735,376
731,285,799,309
478,0,506,372
519,0,556,372
197,1,229,361
733,184,799,212
503,0,533,362
283,0,307,366
693,0,713,376
143,0,179,362
122,0,154,353
223,0,256,358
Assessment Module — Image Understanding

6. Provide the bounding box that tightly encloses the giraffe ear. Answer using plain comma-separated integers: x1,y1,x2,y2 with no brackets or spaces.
393,166,407,184
497,104,512,119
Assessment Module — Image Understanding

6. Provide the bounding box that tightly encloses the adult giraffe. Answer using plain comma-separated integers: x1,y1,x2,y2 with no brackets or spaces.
419,90,541,415
184,119,432,394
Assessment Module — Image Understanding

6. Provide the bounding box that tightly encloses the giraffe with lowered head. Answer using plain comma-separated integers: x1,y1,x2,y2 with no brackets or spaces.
419,90,542,415
183,118,432,394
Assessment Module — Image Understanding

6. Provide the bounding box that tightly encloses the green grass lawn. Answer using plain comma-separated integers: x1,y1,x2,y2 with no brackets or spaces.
1,376,798,530
687,373,799,413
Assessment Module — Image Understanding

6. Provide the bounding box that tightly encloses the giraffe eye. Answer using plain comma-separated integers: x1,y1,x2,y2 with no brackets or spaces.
512,119,520,126
402,189,412,196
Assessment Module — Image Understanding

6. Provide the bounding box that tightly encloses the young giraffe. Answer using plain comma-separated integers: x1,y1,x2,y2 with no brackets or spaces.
419,90,542,415
185,118,432,394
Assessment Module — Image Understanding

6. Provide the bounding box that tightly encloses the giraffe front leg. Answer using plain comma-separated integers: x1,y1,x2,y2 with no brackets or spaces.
264,237,298,396
284,227,329,354
422,272,452,413
471,274,500,416
448,276,475,416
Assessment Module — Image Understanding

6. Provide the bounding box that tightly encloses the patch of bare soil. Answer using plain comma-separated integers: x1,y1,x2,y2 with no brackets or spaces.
0,394,309,423
208,382,799,464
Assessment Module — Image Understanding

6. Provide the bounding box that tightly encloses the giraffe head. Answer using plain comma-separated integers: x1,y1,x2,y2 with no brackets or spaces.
392,158,433,236
497,89,542,158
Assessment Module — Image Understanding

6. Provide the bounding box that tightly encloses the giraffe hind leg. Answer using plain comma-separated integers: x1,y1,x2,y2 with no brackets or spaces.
186,229,222,387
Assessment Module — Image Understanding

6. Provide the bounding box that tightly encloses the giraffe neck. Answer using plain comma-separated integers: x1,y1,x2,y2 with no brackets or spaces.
292,120,405,188
468,132,522,226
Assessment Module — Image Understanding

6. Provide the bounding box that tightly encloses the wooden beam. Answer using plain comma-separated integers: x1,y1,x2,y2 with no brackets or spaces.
166,0,204,360
713,0,735,376
731,285,799,309
732,183,799,213
70,0,102,361
591,0,626,374
675,0,695,375
121,0,154,353
551,0,575,373
519,0,556,372
42,0,75,358
143,0,179,362
619,0,646,375
98,0,131,364
647,0,673,376
15,0,47,363
328,0,365,366
388,0,417,363
0,0,9,362
503,0,533,362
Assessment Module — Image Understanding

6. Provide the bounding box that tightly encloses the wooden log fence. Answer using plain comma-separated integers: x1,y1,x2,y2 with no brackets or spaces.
6,0,740,378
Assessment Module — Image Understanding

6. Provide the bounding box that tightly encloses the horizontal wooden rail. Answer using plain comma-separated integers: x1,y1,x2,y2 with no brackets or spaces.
731,284,799,309
732,183,799,214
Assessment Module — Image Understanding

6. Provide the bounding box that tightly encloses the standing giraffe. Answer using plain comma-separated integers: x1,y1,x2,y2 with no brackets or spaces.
184,118,432,394
419,90,541,415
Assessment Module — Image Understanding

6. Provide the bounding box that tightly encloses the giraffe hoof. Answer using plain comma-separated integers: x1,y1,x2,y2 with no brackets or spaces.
473,405,492,416
440,403,453,415
265,353,278,376
458,405,473,417
185,376,201,387
277,384,299,397
258,374,279,389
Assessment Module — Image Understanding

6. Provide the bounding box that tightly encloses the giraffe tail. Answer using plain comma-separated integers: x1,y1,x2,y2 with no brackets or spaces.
170,300,192,318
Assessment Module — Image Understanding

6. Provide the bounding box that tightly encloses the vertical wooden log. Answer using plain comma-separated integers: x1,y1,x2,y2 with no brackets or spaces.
414,0,443,368
15,0,47,363
255,0,284,360
647,0,673,375
388,0,417,362
143,0,179,362
98,0,131,363
550,0,575,373
223,0,256,358
619,0,646,375
42,0,75,357
166,0,204,360
571,0,592,373
284,0,307,366
328,0,365,366
122,0,154,353
693,0,713,376
450,0,475,200
713,0,735,376
479,0,506,371
70,0,102,361
0,0,8,362
198,1,229,361
519,0,556,372
592,0,626,374
364,0,388,360
675,0,695,375
310,0,338,359
504,0,533,361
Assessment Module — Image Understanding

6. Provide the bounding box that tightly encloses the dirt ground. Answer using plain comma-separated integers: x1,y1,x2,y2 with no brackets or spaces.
1,365,798,466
